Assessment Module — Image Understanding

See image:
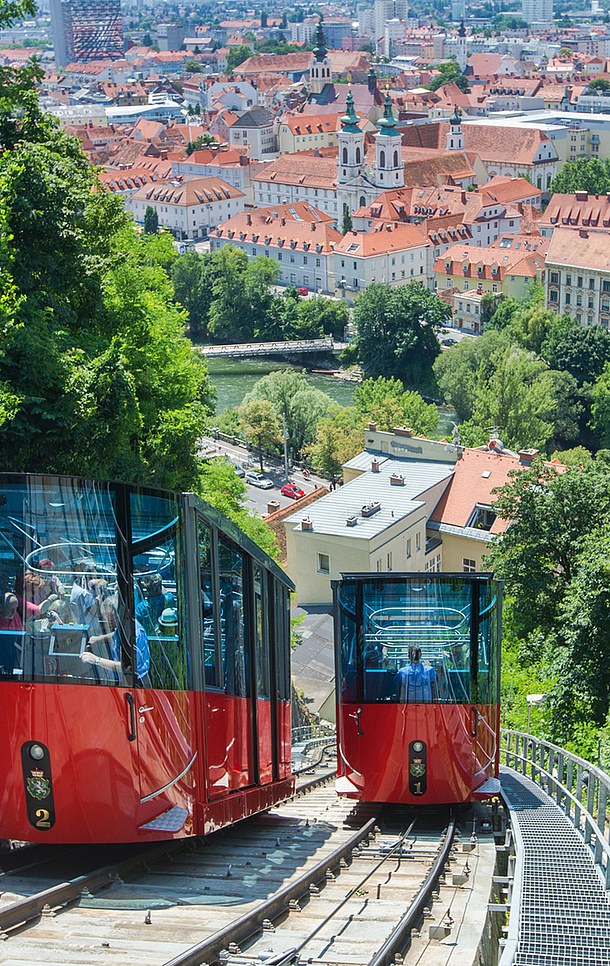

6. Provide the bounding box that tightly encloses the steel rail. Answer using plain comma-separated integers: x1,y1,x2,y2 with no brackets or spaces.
163,814,381,966
294,768,337,794
292,741,336,776
0,839,186,935
368,812,456,966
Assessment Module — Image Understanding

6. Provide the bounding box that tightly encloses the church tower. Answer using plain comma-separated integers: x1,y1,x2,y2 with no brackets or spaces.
374,89,404,189
338,88,365,184
446,106,464,151
309,17,332,96
456,18,467,72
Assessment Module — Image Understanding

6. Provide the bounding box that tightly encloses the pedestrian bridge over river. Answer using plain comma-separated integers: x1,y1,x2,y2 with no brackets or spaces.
197,337,347,358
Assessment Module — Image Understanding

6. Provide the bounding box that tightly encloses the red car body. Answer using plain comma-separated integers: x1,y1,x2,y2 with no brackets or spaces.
281,484,306,499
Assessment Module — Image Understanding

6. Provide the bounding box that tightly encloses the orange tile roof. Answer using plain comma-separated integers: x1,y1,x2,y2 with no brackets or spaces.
334,223,429,257
430,448,524,534
214,202,340,252
434,242,544,281
546,226,610,273
252,152,338,190
541,192,610,233
131,176,244,206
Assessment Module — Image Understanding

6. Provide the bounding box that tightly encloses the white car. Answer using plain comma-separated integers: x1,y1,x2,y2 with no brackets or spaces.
246,471,274,489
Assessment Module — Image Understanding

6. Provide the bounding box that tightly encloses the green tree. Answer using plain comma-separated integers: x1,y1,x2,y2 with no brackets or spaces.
590,362,610,447
238,398,282,470
589,77,610,90
353,376,439,436
171,251,218,335
144,205,158,233
198,459,278,557
342,207,353,234
243,368,334,455
548,526,610,739
425,61,469,92
489,456,610,639
353,282,449,389
307,405,362,480
208,247,280,342
226,44,252,71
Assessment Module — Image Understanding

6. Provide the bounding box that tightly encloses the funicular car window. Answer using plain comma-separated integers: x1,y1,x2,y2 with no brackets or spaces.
131,491,189,690
274,582,290,701
476,582,498,706
198,521,217,688
218,536,248,697
254,567,270,700
0,477,120,685
338,577,474,703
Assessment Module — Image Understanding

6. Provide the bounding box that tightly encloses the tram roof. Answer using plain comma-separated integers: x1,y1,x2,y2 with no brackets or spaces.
285,457,454,539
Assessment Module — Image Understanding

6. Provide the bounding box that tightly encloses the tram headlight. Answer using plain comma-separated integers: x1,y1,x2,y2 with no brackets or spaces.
29,744,45,761
412,741,424,753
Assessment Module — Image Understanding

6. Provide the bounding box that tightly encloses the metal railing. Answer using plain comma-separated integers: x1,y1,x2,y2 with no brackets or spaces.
292,723,335,745
501,729,610,888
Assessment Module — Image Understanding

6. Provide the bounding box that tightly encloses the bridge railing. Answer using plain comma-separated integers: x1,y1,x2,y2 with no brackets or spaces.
292,723,335,745
501,729,610,888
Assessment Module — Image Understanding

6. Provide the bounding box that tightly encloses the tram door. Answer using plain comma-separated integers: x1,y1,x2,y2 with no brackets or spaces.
253,567,274,784
199,522,254,798
129,517,195,805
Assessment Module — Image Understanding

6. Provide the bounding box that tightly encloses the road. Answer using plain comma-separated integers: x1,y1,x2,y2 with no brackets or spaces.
200,435,327,515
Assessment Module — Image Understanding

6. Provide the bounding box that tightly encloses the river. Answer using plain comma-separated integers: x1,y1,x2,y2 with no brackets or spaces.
206,355,457,436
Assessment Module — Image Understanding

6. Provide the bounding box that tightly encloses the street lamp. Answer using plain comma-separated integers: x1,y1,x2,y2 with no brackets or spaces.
526,693,546,735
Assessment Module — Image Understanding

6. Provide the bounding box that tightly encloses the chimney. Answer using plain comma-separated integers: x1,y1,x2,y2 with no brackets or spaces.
371,458,380,472
393,426,413,437
301,518,313,531
246,212,251,225
519,448,539,466
579,229,588,238
461,190,466,204
368,421,377,430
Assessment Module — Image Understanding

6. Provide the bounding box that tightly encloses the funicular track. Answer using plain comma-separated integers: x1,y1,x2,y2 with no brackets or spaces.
0,776,471,966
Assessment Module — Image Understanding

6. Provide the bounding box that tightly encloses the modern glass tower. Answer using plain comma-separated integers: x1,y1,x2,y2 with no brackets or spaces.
50,0,124,67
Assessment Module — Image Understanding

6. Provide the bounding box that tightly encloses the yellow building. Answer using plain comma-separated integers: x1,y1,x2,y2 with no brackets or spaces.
434,243,544,300
284,427,539,606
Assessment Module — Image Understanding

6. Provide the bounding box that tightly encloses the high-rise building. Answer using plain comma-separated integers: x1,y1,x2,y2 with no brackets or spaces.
50,0,123,67
521,0,553,24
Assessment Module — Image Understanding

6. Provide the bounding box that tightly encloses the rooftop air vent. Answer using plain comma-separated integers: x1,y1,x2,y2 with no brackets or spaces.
346,515,358,527
362,502,381,518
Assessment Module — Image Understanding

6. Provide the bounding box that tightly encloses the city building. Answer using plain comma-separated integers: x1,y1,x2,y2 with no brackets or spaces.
434,243,545,300
539,191,610,238
545,227,610,327
209,202,342,294
50,0,123,67
284,427,539,605
334,223,431,302
227,107,277,158
126,177,245,240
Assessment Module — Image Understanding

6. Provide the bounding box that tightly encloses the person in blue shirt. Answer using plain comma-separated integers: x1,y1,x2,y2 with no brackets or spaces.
81,597,150,681
395,645,438,703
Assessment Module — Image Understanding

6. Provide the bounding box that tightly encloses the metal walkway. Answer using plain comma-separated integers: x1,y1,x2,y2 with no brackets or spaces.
500,765,610,966
197,337,346,358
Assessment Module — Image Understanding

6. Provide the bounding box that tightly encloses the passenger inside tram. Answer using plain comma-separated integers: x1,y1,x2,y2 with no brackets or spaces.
80,596,150,682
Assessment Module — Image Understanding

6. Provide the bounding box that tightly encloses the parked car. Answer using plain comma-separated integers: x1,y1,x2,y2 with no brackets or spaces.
298,287,308,296
441,338,458,347
246,471,274,489
281,483,306,500
230,462,245,478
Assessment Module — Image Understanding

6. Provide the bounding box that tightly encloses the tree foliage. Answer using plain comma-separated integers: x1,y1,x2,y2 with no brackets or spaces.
352,282,448,389
238,398,282,471
549,157,610,195
144,205,158,233
242,369,333,457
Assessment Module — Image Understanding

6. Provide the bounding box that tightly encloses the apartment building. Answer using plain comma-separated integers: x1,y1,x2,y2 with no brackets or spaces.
334,223,431,302
126,177,245,240
209,202,342,294
546,227,610,328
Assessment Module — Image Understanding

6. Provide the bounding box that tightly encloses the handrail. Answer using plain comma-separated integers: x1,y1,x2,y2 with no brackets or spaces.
501,729,610,888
